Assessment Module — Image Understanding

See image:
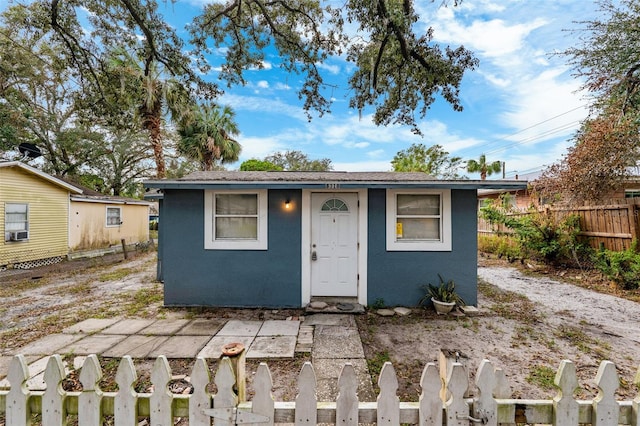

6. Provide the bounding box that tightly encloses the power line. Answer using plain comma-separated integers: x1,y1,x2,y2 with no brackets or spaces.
482,121,580,156
455,104,587,158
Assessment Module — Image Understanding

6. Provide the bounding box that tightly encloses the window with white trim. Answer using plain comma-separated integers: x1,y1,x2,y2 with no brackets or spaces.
204,190,268,250
5,203,29,242
386,189,451,251
106,207,122,227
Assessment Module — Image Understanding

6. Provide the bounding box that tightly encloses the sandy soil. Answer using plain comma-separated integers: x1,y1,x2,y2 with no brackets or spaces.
357,261,640,400
1,251,639,402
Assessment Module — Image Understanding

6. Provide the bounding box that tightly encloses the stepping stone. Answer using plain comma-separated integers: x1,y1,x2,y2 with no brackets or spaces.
197,336,255,359
58,334,126,356
313,326,364,359
304,314,355,327
140,319,190,335
63,318,121,334
394,307,412,316
176,319,225,336
147,335,211,358
296,325,314,353
246,336,297,359
258,320,300,336
101,319,156,335
102,335,170,358
15,333,86,356
216,320,262,337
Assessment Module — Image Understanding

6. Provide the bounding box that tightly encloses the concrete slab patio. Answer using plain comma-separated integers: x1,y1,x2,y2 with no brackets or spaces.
1,314,374,400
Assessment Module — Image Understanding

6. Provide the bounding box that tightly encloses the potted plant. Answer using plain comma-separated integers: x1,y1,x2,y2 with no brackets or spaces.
420,274,465,314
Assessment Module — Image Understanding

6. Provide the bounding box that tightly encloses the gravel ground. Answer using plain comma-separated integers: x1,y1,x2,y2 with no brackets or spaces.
478,266,640,343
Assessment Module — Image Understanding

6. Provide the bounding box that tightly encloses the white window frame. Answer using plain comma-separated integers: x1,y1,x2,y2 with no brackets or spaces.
204,189,268,250
106,206,122,227
5,203,29,242
386,189,452,251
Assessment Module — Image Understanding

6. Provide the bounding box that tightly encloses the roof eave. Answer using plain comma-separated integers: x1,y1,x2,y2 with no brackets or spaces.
144,179,527,191
1,161,83,194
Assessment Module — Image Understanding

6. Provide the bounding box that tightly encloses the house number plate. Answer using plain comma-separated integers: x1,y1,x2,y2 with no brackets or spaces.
326,183,340,189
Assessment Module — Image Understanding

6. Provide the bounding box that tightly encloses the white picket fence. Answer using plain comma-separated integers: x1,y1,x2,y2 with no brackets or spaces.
0,354,639,425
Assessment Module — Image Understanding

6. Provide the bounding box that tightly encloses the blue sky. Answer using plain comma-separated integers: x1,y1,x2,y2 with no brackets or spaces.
164,0,603,177
4,0,604,178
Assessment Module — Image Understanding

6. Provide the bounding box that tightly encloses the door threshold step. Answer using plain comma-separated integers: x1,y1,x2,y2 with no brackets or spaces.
305,299,365,314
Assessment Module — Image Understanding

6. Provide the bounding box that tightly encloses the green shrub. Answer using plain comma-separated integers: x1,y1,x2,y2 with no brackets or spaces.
480,206,587,266
594,241,640,290
478,234,522,262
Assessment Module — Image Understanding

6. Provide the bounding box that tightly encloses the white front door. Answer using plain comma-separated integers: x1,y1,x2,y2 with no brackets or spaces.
310,193,358,296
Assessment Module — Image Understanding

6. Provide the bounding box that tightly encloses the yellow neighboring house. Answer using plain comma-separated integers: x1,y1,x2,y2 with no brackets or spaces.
1,161,81,268
1,161,152,269
69,191,151,252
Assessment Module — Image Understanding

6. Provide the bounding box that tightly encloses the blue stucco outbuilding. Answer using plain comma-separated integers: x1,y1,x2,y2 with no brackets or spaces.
144,171,525,308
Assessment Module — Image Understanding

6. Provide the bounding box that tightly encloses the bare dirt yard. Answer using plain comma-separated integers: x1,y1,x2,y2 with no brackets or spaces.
1,250,639,402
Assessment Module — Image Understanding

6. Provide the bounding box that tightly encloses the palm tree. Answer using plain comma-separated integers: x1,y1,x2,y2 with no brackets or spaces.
176,104,241,171
108,49,193,178
467,154,502,180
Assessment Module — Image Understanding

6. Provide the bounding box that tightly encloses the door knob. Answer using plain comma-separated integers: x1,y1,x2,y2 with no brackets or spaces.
311,251,317,261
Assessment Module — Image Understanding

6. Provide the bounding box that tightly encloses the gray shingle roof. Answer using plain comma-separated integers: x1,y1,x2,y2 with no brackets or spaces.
144,170,527,192
180,171,435,182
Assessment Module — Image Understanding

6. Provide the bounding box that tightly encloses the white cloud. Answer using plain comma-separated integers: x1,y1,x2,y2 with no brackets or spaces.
366,149,385,159
256,81,269,89
248,61,273,71
219,93,308,121
316,62,341,75
435,15,547,58
274,82,291,90
236,135,287,162
499,69,587,145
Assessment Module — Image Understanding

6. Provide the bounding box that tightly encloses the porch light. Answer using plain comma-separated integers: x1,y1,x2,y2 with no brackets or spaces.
285,199,291,209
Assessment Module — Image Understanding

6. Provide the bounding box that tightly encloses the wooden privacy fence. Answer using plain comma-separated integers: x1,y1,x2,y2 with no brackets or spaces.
1,354,640,426
478,203,640,251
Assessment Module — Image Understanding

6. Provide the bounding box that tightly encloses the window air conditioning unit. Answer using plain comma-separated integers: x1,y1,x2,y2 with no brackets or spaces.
10,231,29,241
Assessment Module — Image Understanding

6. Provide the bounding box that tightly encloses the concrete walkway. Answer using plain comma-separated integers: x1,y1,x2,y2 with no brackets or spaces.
0,314,374,399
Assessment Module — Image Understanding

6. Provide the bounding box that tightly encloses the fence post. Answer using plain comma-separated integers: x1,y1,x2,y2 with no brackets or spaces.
445,363,468,426
631,205,639,245
593,361,619,426
78,354,103,426
553,360,579,426
419,363,442,426
252,363,274,426
150,355,173,426
114,356,138,426
42,355,66,426
190,357,212,426
474,360,497,426
377,362,400,425
211,357,238,426
6,355,30,426
336,363,359,426
295,362,317,426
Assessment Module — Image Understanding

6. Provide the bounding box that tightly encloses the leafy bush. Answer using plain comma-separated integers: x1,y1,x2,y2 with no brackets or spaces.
478,234,522,262
594,241,640,290
480,206,587,266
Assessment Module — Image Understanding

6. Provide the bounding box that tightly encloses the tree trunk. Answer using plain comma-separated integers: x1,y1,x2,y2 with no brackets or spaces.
147,116,165,179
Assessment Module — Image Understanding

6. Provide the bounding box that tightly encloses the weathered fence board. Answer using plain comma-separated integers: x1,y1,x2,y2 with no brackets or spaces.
479,203,640,251
1,355,639,425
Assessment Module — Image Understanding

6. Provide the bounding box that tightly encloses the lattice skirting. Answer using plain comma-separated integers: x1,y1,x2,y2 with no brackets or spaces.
12,256,64,270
